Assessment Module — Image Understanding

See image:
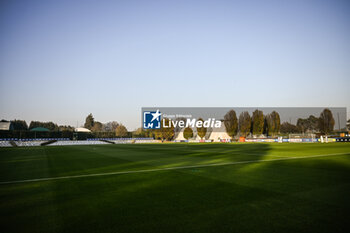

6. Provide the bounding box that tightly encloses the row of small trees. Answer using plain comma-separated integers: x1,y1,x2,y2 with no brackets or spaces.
280,109,336,135
144,110,280,141
0,119,68,131
137,108,340,141
226,108,338,137
0,113,130,138
224,108,337,138
181,108,337,140
223,109,281,138
1,109,344,140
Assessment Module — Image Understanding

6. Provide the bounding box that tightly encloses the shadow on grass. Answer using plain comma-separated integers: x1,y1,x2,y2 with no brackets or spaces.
2,143,350,233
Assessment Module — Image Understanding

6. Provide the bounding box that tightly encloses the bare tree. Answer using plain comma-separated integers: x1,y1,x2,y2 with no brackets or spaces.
91,121,103,132
103,121,119,132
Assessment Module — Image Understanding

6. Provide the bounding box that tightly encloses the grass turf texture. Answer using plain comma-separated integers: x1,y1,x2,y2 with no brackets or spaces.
0,143,350,233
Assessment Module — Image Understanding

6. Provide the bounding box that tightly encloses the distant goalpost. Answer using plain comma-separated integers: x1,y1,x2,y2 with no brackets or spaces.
289,133,316,143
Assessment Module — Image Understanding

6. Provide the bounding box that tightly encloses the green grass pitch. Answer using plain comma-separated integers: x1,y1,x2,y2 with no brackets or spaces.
1,143,350,233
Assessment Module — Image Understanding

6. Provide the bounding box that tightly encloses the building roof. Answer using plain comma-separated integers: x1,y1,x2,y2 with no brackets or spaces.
75,127,91,132
0,122,13,131
30,127,50,132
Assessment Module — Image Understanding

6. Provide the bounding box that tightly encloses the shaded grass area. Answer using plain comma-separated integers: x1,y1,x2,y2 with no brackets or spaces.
0,143,350,233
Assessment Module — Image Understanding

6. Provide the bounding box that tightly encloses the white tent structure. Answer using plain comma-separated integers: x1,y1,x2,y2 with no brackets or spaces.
75,127,91,132
209,131,231,142
174,129,187,141
208,123,231,142
174,127,217,141
173,120,231,142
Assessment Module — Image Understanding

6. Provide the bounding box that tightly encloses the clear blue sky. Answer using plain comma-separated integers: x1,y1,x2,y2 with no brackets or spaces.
0,0,349,130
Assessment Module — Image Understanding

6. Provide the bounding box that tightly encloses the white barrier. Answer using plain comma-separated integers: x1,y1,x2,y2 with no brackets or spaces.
48,141,109,146
0,138,159,147
0,141,12,147
134,140,160,143
110,140,134,144
15,141,44,147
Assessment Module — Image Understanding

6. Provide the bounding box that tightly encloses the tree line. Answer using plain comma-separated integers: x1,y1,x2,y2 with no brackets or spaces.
1,108,346,140
0,119,76,132
85,109,344,140
223,109,281,138
0,113,132,138
222,108,336,138
83,113,129,137
179,108,338,140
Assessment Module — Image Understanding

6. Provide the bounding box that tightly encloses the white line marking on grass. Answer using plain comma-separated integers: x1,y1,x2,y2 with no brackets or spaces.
244,153,287,158
0,152,348,185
